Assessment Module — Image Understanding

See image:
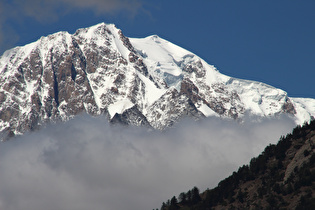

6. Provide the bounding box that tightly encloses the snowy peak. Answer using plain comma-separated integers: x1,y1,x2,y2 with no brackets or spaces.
0,22,314,140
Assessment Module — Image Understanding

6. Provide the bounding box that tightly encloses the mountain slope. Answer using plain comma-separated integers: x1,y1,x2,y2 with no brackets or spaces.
0,23,314,140
161,119,315,210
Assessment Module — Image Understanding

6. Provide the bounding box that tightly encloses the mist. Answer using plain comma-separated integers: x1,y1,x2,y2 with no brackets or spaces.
0,115,296,210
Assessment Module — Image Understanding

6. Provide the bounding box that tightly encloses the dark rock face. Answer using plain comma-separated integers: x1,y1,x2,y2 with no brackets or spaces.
180,78,200,103
281,97,296,115
110,106,151,127
146,88,204,129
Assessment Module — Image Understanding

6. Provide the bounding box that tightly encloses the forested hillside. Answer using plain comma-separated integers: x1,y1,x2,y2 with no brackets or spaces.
160,119,315,210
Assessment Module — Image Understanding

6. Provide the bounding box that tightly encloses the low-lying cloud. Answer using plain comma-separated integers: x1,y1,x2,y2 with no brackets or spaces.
0,115,296,210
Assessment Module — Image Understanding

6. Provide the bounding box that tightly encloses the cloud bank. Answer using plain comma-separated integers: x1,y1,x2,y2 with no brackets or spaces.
0,115,296,210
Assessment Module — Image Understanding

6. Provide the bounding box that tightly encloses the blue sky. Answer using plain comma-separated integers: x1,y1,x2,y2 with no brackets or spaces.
1,0,314,98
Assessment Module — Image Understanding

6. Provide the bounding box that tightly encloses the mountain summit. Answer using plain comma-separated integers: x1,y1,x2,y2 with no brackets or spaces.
0,23,314,139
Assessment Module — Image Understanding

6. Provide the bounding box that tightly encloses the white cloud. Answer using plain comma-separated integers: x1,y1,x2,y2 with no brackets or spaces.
0,115,295,210
0,0,143,54
61,0,142,14
10,0,142,19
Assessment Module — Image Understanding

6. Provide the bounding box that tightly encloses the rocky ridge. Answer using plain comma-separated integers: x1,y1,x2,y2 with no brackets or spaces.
0,23,314,140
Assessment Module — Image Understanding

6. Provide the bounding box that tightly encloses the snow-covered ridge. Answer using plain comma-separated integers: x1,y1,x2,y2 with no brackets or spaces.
0,22,314,139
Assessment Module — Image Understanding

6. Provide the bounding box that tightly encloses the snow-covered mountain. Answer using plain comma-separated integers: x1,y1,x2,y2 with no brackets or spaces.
0,23,314,140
